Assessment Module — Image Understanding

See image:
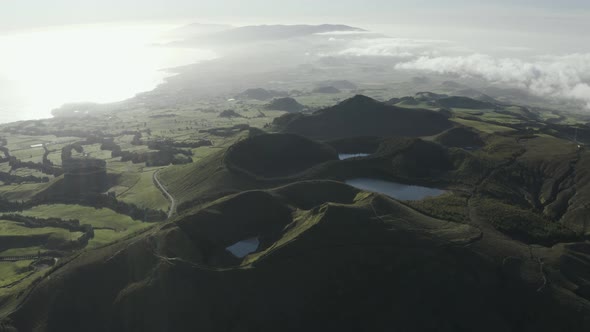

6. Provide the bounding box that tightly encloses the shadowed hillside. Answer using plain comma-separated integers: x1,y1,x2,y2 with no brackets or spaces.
4,181,589,332
435,127,485,148
264,97,304,112
224,133,338,178
274,95,453,140
436,96,497,109
236,88,288,101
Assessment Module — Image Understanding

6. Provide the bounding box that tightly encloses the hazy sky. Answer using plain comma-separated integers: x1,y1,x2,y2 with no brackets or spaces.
0,0,589,122
2,0,590,30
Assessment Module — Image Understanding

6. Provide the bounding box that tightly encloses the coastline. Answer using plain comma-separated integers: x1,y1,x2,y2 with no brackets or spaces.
0,23,217,126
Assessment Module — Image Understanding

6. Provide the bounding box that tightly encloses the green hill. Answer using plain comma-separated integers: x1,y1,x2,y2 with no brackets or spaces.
218,110,243,118
435,127,485,148
225,133,338,178
157,132,338,210
274,95,453,140
452,89,499,104
264,97,305,112
236,88,288,101
157,139,258,209
312,86,341,94
414,92,448,101
5,181,589,332
436,96,497,109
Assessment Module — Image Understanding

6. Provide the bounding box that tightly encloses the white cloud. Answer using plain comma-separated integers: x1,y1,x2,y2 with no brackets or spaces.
568,83,590,108
336,38,449,58
394,52,590,107
322,33,590,108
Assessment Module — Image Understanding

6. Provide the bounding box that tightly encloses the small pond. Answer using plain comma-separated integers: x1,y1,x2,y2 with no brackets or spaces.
226,237,260,258
339,153,370,160
345,178,446,201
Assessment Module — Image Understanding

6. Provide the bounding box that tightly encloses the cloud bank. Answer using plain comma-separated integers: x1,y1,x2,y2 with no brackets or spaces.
336,38,449,58
334,37,590,108
396,53,590,107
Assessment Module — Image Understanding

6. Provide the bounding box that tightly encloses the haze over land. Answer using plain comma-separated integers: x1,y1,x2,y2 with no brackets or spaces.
0,23,215,123
1,0,590,123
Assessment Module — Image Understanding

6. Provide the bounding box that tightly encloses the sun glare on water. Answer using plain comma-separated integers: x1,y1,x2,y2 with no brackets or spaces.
0,23,215,123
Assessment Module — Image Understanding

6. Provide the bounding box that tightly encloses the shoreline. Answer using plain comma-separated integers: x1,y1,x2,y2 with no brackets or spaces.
0,22,218,127
0,53,218,127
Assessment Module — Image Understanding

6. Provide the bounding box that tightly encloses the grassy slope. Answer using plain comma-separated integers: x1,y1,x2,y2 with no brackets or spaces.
0,90,589,326
278,95,453,140
19,205,152,248
224,133,338,178
451,118,516,134
117,169,169,212
5,181,589,332
0,220,82,239
0,260,35,287
0,183,54,202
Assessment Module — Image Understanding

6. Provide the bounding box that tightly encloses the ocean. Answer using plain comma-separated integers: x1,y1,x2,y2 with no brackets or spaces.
0,22,216,124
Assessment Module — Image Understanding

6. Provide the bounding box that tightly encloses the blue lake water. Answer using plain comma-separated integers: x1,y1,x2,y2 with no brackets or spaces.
226,237,260,258
345,178,445,200
339,153,370,160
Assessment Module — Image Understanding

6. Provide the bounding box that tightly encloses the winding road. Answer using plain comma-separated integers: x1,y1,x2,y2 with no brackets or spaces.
153,169,177,220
